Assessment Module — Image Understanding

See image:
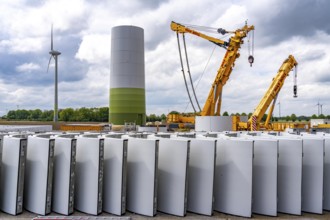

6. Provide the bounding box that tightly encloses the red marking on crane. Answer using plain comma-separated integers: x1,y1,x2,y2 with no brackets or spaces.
251,115,257,131
191,30,200,36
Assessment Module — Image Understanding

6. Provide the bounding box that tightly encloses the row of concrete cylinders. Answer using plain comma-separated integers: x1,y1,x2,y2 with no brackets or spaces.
0,131,329,217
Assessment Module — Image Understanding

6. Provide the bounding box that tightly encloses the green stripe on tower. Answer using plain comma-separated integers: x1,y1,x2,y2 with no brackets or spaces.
109,88,146,125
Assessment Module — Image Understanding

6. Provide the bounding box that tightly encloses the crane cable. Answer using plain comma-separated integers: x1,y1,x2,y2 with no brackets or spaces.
176,32,197,112
182,32,229,112
184,45,217,112
184,24,218,34
247,29,255,66
177,27,230,113
182,33,202,112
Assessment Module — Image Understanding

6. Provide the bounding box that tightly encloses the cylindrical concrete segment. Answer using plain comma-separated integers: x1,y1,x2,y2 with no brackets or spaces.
110,26,146,125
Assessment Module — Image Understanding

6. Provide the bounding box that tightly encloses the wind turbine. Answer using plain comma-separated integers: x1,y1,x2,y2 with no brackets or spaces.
47,24,61,122
316,101,321,116
277,101,281,118
320,103,324,115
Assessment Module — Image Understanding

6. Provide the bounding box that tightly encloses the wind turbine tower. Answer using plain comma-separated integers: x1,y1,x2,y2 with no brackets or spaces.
47,25,61,122
316,101,321,116
278,101,281,118
320,103,324,115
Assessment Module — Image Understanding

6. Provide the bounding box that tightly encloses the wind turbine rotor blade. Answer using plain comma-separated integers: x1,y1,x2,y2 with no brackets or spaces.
51,24,53,51
47,55,53,73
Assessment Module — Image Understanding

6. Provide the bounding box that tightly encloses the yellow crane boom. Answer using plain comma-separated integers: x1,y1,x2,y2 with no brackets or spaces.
170,21,254,117
170,21,228,48
236,55,298,130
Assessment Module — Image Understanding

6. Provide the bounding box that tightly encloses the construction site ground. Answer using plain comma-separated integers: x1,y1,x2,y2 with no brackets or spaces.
0,210,329,220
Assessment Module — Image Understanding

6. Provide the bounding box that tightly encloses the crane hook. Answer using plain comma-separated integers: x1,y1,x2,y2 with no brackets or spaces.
248,55,254,67
293,64,298,98
247,28,254,67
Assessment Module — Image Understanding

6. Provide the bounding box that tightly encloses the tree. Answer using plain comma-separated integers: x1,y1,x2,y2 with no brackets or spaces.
311,114,318,119
318,114,325,119
160,114,167,121
29,109,42,120
285,115,291,121
90,108,100,121
291,113,297,122
298,115,309,122
16,109,29,120
76,107,92,121
147,114,157,122
7,110,16,120
241,112,247,116
223,111,229,116
41,110,53,121
59,108,75,121
98,107,109,122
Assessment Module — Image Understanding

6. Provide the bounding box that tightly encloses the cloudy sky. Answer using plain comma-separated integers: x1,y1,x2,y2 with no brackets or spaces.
0,0,329,117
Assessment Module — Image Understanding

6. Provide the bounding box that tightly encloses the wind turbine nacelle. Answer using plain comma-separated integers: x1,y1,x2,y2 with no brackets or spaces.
50,50,61,56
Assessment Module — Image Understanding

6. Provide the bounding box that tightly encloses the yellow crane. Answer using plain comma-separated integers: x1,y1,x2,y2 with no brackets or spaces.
167,21,254,125
235,55,298,131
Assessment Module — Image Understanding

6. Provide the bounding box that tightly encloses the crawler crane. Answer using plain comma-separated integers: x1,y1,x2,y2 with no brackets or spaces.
167,21,255,126
234,55,298,131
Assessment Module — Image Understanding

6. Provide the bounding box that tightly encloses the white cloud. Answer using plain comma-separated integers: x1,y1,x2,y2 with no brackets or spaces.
213,4,248,29
0,38,45,54
16,62,41,72
0,78,53,115
75,34,110,64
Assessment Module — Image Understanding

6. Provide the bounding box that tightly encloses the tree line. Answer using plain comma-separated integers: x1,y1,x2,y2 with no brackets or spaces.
221,111,330,122
2,108,166,122
2,108,329,122
3,107,109,122
170,111,330,122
